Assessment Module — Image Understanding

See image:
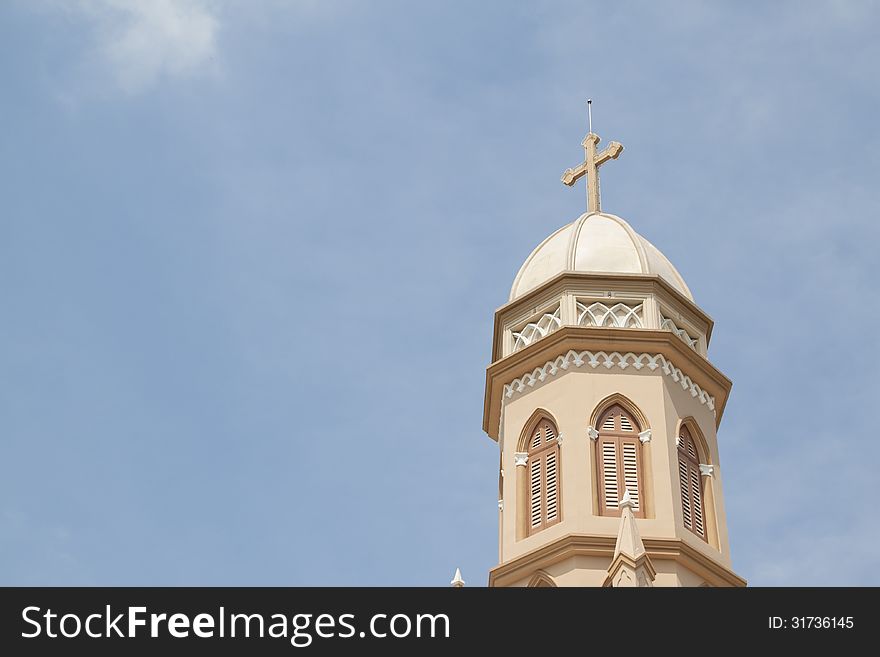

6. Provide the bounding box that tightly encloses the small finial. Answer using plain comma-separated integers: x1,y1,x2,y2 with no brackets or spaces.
450,568,465,588
620,489,635,511
587,99,593,134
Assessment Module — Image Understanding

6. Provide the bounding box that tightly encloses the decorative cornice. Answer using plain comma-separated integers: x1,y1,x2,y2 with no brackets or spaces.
503,350,716,412
699,464,715,478
482,326,732,439
490,535,617,587
639,429,652,444
488,533,746,588
514,452,529,467
641,538,746,587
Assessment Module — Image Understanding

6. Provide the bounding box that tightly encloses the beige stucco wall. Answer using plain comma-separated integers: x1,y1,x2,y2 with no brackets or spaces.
503,556,613,587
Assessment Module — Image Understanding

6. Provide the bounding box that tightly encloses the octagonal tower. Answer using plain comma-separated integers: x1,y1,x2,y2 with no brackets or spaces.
483,131,745,588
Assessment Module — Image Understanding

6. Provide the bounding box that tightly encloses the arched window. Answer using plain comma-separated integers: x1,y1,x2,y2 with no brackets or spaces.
527,417,561,534
596,404,644,518
677,426,705,539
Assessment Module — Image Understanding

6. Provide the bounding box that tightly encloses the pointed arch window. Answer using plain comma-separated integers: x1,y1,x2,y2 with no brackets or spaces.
528,571,557,587
677,426,705,539
527,417,561,534
596,404,644,518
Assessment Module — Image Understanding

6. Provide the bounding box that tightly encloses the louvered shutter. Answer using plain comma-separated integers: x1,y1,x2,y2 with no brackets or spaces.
678,428,706,540
526,416,562,534
545,451,558,522
690,466,704,536
601,413,616,431
529,457,542,528
678,457,692,530
600,439,619,510
621,440,640,511
596,405,644,517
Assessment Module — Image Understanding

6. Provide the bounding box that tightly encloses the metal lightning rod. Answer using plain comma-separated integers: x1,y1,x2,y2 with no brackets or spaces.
587,99,593,210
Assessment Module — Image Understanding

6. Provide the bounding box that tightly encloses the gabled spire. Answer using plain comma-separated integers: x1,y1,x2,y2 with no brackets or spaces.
450,568,465,588
604,489,656,587
614,489,646,560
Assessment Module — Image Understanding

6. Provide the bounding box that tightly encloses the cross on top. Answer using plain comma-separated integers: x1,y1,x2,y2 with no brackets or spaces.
561,130,624,213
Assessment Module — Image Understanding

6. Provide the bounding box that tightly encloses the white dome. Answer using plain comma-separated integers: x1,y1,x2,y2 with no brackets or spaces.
509,212,693,302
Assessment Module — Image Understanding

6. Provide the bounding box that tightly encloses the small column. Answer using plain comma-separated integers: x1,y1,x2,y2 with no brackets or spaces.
560,292,578,327
514,452,529,540
642,296,660,330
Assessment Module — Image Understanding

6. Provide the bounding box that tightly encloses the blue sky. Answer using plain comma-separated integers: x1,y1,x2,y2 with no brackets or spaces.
2,1,878,586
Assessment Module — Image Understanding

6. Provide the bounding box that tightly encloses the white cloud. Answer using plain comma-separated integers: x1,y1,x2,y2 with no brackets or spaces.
73,0,219,93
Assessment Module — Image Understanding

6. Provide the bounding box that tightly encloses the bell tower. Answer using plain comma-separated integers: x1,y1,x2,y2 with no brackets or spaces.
483,126,745,587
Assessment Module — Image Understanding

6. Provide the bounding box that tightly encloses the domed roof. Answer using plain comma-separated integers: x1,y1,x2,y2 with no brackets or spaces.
509,212,693,302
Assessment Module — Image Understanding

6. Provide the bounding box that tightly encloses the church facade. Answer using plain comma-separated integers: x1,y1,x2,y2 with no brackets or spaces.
481,126,745,587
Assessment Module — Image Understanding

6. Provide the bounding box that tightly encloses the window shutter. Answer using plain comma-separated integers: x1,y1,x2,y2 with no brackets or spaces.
529,457,543,528
678,428,706,540
596,405,644,517
678,457,692,530
545,451,558,522
622,441,640,511
525,416,562,535
690,465,704,536
601,440,619,509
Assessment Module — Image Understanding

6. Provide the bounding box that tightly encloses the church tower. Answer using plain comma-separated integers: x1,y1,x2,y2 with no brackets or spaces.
483,123,745,587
